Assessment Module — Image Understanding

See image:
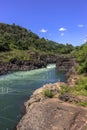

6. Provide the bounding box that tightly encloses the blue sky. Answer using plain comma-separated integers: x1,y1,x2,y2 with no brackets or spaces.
0,0,87,46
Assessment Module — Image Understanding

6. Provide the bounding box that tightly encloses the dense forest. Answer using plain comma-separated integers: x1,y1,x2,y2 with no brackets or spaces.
72,43,87,74
0,23,74,53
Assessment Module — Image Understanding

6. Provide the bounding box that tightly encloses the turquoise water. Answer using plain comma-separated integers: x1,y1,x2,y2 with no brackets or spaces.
0,64,65,130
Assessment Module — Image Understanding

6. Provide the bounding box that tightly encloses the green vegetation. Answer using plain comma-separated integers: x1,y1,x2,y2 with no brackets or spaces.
60,75,87,96
42,89,54,98
0,23,74,62
59,75,87,107
73,75,87,96
73,43,87,74
60,85,71,95
70,43,87,107
0,50,30,62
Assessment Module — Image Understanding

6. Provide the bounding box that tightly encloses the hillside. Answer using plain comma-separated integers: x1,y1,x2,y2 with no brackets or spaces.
72,42,87,74
0,22,87,76
76,43,87,73
0,23,74,53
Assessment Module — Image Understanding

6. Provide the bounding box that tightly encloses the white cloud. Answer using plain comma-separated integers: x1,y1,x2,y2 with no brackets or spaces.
61,33,64,36
78,24,84,28
59,27,67,31
40,28,48,33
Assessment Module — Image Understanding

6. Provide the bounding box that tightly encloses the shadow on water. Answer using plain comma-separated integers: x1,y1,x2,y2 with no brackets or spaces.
0,64,65,130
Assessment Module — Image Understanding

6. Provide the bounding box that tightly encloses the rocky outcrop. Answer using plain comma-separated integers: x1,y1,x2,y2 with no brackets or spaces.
16,83,87,130
0,54,77,79
0,60,46,75
56,57,78,86
0,53,58,75
29,52,57,63
0,62,8,75
56,57,76,72
59,93,80,103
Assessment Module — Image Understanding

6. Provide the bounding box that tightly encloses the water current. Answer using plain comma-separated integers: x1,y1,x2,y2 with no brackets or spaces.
0,64,65,130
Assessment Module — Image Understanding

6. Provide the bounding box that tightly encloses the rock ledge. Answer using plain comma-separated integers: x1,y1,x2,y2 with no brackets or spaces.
16,83,87,130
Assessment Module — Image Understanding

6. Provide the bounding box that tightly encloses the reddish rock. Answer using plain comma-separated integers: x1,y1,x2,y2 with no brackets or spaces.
16,83,87,130
16,99,87,130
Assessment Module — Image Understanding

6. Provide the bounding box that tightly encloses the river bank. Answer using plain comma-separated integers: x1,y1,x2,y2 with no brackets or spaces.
0,53,58,76
16,81,87,130
0,64,65,130
16,57,87,130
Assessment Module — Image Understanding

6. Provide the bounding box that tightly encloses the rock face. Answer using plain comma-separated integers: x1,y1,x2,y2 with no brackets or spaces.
0,53,58,75
16,83,87,130
56,57,76,72
0,54,77,78
0,59,48,75
56,57,78,86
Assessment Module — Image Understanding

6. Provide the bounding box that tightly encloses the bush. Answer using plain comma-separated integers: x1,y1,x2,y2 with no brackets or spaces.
60,85,71,94
42,89,54,98
75,43,87,74
70,76,87,96
0,50,30,62
84,84,87,90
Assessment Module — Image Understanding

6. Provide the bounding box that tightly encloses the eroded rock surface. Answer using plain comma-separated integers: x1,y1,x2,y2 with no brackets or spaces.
17,99,87,130
56,57,78,86
0,53,58,75
16,83,87,130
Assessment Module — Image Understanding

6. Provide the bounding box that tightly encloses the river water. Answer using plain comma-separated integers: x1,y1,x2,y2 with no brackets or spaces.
0,64,65,130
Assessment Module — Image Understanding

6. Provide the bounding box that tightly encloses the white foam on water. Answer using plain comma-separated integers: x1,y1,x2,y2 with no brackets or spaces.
0,64,56,81
46,64,56,68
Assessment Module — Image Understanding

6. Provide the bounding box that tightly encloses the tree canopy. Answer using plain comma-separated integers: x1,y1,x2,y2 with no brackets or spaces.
75,43,87,73
0,23,74,54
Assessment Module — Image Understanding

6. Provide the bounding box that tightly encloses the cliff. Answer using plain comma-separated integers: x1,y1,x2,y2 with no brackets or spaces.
56,57,78,86
0,53,57,75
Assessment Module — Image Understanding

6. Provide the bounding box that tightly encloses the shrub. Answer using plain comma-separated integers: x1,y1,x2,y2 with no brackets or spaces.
60,85,71,94
42,89,54,98
84,84,87,90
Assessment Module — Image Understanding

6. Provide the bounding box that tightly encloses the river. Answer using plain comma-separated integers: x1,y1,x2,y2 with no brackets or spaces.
0,64,65,130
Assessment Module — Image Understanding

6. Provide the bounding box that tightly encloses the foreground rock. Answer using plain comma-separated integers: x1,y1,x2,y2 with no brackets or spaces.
17,100,87,130
16,83,87,130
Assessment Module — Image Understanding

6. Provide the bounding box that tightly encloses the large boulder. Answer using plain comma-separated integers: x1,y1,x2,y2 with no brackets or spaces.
16,99,87,130
16,83,87,130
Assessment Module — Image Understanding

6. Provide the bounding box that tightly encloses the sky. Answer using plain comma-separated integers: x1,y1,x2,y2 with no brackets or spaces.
0,0,87,46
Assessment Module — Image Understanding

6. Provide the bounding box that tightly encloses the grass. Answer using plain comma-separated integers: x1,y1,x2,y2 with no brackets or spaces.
42,89,54,98
0,50,30,62
60,75,87,96
60,75,87,107
0,49,58,63
72,75,87,96
60,85,71,94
